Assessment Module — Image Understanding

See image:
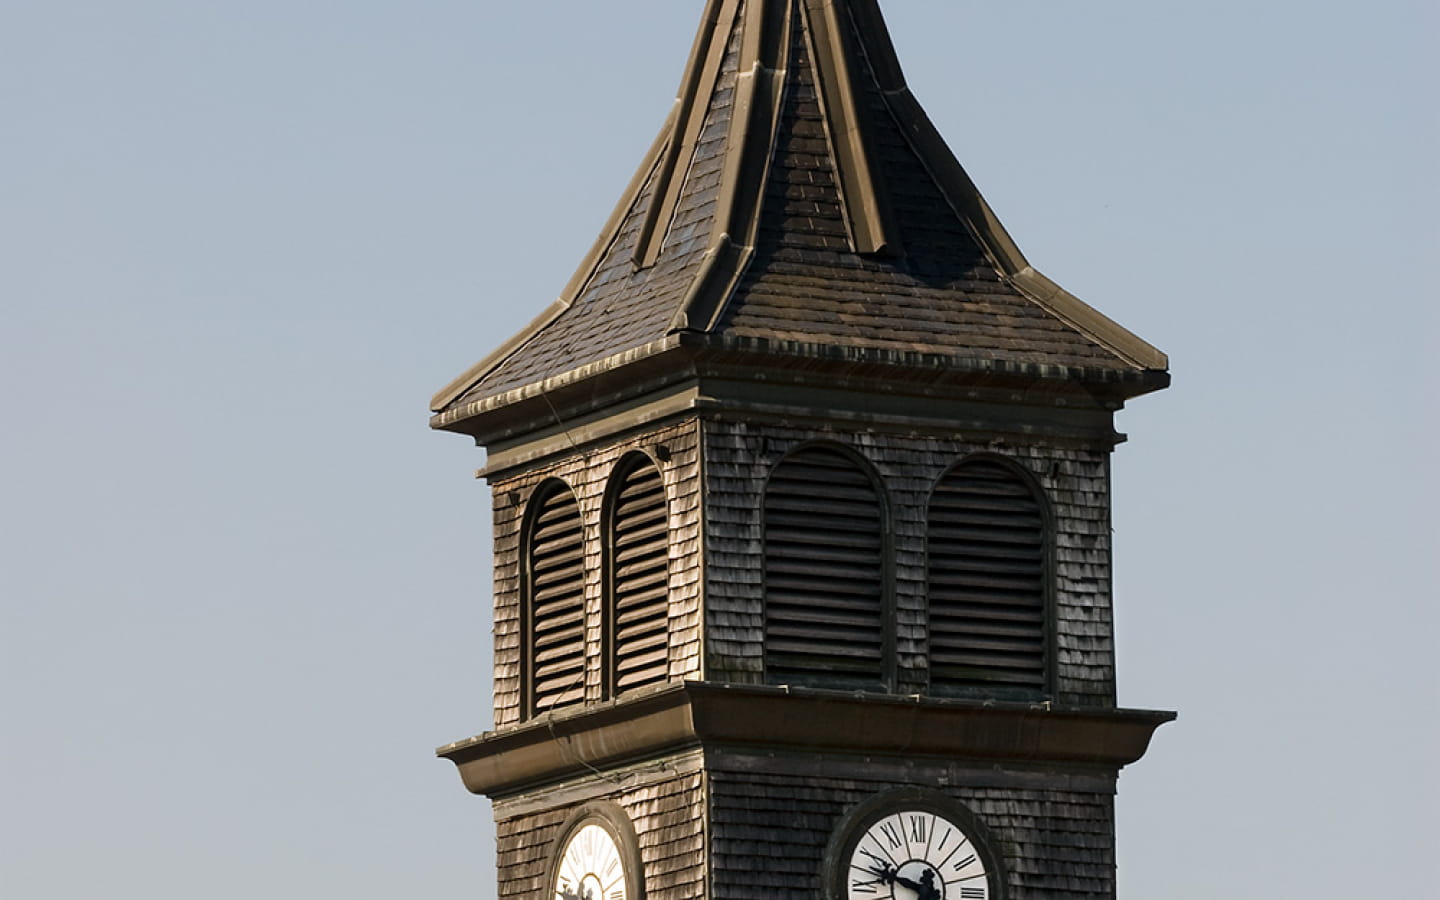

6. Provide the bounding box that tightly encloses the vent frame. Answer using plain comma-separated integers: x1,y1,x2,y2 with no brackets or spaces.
601,451,674,700
519,477,588,719
924,453,1056,700
760,440,895,693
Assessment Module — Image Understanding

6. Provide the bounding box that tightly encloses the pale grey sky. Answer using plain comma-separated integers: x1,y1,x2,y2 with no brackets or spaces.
3,1,1436,898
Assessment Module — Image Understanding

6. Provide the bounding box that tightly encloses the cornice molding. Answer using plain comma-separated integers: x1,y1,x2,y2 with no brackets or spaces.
438,682,1175,798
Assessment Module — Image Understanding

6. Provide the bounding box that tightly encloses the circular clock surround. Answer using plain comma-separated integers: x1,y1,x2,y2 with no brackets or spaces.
824,789,1006,900
549,803,645,900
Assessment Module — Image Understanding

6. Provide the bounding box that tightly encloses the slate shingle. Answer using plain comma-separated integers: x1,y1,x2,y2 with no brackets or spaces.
433,0,1166,425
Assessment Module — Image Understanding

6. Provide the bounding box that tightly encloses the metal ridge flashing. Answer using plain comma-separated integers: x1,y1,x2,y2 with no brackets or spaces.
633,0,742,269
804,0,901,256
429,125,675,415
438,682,1176,797
674,0,791,334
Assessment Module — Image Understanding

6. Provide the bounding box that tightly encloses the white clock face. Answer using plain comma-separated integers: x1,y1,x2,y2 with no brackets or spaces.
847,809,990,900
554,823,628,900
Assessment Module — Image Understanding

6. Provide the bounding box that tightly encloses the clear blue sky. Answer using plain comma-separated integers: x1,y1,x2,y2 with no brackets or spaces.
3,1,1436,897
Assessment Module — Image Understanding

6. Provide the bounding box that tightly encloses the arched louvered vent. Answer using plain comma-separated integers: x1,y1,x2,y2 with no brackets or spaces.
763,446,886,690
524,481,586,716
606,455,670,695
927,459,1048,695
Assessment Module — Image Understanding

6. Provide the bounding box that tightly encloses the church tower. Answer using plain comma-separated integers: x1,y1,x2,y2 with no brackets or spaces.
432,2,1172,898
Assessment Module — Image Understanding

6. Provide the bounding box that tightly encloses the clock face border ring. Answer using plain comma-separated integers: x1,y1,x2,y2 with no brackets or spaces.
822,787,1007,900
548,801,646,900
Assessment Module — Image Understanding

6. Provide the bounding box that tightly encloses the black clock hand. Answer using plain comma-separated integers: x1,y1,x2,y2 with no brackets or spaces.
869,863,942,900
892,869,938,898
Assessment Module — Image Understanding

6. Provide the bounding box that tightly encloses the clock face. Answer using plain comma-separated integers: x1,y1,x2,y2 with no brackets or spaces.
554,822,628,900
846,809,991,900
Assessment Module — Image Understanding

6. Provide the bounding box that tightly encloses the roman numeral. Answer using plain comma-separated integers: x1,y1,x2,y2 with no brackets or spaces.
951,853,978,872
960,888,986,899
851,877,880,895
879,822,903,850
908,815,927,843
609,890,625,900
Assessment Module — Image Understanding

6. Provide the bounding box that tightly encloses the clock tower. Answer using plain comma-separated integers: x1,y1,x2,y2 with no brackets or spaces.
431,2,1172,899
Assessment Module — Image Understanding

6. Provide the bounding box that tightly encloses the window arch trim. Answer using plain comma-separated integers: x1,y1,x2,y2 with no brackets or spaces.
519,477,588,718
601,451,672,700
760,440,896,693
924,452,1056,699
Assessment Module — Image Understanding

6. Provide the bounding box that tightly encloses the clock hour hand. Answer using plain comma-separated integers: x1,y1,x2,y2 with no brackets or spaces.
869,863,941,900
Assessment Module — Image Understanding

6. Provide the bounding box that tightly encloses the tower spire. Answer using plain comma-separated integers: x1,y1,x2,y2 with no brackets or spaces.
433,0,1166,446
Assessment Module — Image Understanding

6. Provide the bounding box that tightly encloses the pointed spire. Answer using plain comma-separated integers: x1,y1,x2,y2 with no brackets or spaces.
433,0,1166,431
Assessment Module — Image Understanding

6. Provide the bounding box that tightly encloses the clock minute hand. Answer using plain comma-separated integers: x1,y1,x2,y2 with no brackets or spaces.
894,873,928,894
873,866,941,900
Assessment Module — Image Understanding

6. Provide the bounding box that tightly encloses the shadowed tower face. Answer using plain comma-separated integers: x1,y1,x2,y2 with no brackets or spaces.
431,2,1173,898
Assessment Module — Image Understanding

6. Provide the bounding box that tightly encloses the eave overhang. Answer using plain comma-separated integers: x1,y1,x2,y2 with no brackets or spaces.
429,331,1169,448
437,681,1176,798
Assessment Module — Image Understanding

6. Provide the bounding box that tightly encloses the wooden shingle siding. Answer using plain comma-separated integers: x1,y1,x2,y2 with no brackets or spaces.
489,420,703,728
607,454,671,695
708,761,1118,900
703,419,1115,707
928,459,1048,695
525,481,586,715
763,445,887,689
494,762,705,900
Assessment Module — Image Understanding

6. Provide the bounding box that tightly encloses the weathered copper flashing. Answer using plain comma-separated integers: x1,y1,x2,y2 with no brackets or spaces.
634,0,743,269
804,0,901,256
670,0,791,333
438,682,1175,798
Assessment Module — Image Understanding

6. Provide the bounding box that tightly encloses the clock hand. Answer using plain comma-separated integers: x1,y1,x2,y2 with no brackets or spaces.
893,873,928,894
868,862,898,885
868,863,942,900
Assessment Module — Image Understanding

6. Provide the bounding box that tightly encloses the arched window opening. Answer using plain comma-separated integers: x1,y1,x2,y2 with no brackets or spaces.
523,480,586,716
927,458,1049,696
605,454,670,696
763,445,887,690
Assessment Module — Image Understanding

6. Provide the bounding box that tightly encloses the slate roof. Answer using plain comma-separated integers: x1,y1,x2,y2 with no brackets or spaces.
432,0,1168,430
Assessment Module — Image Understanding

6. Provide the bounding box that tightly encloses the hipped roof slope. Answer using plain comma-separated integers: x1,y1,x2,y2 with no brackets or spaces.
433,0,1167,430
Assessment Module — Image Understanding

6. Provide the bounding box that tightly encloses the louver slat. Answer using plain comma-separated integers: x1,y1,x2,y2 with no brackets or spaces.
928,460,1048,695
608,458,670,694
764,447,885,689
526,484,586,715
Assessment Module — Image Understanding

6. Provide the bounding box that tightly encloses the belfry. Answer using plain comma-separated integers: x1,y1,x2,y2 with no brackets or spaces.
432,1,1172,898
